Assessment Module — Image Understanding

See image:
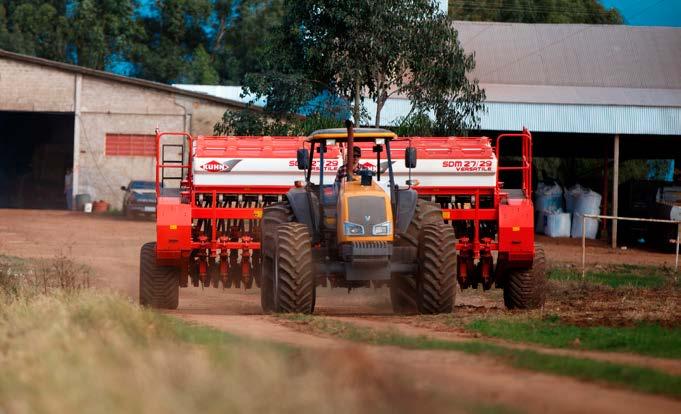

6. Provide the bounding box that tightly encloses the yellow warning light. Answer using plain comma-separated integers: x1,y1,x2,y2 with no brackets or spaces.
442,211,451,220
512,226,520,232
169,224,178,230
253,209,263,218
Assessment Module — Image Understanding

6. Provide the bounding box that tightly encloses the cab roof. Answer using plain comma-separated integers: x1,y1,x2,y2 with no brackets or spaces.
308,128,397,142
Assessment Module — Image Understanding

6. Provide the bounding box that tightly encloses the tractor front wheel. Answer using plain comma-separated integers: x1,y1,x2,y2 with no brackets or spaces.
417,223,457,314
272,223,315,313
139,242,180,309
503,243,547,310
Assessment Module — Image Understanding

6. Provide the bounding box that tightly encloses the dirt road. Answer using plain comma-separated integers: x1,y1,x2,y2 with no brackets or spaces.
2,209,680,413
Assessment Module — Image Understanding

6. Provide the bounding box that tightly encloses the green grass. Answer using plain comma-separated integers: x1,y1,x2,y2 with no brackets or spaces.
467,317,681,359
281,314,681,399
548,265,673,289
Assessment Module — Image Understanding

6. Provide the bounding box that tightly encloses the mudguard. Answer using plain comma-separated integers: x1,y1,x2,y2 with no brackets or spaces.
286,188,319,236
395,188,418,233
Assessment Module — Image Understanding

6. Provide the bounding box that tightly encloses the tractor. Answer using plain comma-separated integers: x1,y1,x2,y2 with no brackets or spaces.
259,122,457,314
139,123,546,314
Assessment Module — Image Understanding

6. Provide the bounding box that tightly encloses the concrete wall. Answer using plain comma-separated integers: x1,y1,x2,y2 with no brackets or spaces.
0,55,243,209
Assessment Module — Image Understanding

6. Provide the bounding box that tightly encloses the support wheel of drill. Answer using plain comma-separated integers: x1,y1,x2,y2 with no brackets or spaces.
272,223,314,313
139,242,180,309
503,243,547,310
417,223,457,314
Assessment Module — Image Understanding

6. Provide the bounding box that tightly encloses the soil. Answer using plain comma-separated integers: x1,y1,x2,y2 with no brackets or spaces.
2,209,681,413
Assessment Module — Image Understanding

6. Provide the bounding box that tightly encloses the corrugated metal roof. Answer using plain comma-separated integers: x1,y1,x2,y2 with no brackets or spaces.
364,98,681,135
455,21,681,90
480,102,681,135
481,84,681,107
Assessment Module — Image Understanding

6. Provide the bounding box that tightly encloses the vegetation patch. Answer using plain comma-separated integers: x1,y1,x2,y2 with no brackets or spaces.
0,255,470,414
280,314,681,399
547,265,674,289
467,316,681,359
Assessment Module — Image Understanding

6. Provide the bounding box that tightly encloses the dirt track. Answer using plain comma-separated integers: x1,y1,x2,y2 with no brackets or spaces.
2,209,681,413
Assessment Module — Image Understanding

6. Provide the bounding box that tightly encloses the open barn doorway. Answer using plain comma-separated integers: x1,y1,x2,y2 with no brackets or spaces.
0,111,74,209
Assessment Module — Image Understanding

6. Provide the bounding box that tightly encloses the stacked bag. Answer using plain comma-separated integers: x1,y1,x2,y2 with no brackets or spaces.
534,182,565,235
534,182,601,239
566,185,601,239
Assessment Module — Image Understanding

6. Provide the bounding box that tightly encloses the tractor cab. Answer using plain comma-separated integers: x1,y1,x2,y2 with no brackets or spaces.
293,125,417,246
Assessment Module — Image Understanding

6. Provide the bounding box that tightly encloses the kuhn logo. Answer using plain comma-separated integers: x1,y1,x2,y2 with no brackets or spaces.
360,161,394,174
200,159,241,173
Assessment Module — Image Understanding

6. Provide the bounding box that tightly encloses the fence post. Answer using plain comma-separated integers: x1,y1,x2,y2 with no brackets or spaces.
674,222,681,273
582,215,587,279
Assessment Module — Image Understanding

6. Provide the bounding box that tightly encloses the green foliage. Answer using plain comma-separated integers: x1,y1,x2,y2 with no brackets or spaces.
128,0,214,83
281,314,681,398
547,265,673,289
393,112,437,137
213,109,343,136
468,317,681,359
0,0,138,70
0,1,69,62
449,0,623,24
243,0,484,134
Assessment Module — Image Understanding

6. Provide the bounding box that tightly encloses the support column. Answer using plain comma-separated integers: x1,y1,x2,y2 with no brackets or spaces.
71,74,83,209
612,134,620,248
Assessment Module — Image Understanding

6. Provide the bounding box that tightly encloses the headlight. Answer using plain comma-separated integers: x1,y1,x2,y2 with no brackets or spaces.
343,222,364,236
372,221,391,236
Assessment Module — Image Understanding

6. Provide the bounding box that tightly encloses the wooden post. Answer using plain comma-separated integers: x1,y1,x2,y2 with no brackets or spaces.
612,134,620,249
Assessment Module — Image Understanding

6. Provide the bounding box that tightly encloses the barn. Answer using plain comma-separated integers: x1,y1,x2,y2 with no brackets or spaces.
0,49,253,210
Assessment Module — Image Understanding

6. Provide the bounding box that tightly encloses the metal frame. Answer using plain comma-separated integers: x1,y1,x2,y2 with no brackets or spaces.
581,214,680,275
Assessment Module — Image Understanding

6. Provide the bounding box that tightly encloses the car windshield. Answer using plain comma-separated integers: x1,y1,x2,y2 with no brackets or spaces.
130,181,155,190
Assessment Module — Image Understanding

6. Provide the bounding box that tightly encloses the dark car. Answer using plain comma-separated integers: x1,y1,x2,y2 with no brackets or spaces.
121,180,157,218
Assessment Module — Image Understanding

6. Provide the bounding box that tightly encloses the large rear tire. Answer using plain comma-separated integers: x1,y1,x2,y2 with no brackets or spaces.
503,243,547,310
260,202,294,313
417,223,457,314
139,242,180,309
272,223,315,313
390,199,445,314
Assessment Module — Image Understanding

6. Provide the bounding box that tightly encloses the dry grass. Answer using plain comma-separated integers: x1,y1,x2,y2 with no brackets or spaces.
0,256,467,414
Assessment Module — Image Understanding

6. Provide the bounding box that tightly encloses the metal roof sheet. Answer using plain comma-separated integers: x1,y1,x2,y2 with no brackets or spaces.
454,21,681,89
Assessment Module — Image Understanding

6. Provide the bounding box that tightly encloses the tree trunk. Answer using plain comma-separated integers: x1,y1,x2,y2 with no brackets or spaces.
375,90,387,128
353,78,361,126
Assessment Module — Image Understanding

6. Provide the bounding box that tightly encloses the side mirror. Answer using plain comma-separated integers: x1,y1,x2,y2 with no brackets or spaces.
405,147,417,169
296,148,310,170
120,186,127,191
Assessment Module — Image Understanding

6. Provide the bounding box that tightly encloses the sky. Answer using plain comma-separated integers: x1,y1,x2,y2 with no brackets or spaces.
601,0,681,27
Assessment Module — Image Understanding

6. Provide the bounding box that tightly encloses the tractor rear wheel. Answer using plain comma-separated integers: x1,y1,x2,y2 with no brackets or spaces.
260,202,294,313
272,223,315,313
139,242,180,309
503,243,547,310
391,199,446,314
417,223,457,314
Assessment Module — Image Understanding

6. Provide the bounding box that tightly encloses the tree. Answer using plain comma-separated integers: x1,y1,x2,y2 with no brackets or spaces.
129,0,213,83
213,0,285,84
244,0,484,134
449,0,623,24
69,0,139,70
0,1,69,62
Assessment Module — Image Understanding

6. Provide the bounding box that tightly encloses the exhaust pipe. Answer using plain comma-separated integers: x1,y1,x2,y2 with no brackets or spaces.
345,118,355,181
